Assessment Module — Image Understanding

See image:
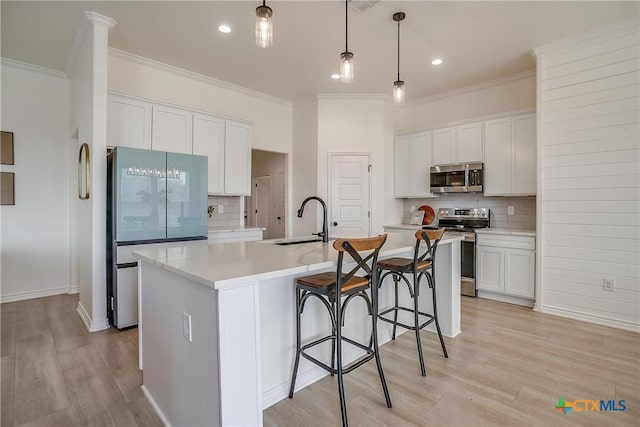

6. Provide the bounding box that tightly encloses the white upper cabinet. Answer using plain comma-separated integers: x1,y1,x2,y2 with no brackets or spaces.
152,105,193,154
193,113,225,195
394,131,435,198
431,127,456,165
107,95,151,149
456,122,483,163
224,121,251,196
431,122,483,165
484,113,536,196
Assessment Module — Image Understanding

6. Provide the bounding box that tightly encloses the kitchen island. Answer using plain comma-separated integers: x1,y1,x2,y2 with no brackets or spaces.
133,232,462,426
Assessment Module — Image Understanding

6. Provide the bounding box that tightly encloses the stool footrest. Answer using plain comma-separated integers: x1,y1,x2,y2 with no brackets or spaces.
300,334,376,375
378,306,435,331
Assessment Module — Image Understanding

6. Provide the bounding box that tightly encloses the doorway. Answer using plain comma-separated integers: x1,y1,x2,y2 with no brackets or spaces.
246,149,286,239
328,153,371,238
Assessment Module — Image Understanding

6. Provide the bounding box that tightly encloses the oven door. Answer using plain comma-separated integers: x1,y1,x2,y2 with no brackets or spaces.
460,233,477,297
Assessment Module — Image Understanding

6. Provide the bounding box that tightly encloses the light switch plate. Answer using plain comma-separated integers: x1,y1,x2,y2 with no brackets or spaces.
217,204,224,214
183,312,192,342
507,206,515,215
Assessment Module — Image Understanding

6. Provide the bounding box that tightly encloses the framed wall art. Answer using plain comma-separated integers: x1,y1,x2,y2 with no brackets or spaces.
0,172,15,205
1,131,14,165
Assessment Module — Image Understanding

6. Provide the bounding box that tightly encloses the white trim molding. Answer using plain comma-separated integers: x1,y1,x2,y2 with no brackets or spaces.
405,69,536,107
108,48,293,107
542,305,640,334
76,301,110,332
66,11,117,76
0,286,72,304
141,385,172,427
0,57,68,80
316,93,389,101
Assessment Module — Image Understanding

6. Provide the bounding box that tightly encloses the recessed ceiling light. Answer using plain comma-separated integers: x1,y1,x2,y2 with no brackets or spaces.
432,58,443,66
330,73,341,80
218,25,231,34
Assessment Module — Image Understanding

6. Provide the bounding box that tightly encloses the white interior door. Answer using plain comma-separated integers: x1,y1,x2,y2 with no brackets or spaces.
255,176,271,239
329,154,370,238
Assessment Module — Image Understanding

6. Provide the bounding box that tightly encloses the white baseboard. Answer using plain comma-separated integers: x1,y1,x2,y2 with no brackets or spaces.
67,286,80,294
477,291,534,307
0,286,71,303
141,385,172,427
262,329,398,410
76,301,110,332
542,304,640,333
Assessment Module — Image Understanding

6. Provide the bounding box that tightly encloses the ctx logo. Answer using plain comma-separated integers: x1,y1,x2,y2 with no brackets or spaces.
555,397,626,415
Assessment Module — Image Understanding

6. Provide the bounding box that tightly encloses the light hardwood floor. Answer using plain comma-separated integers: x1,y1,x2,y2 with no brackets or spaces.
1,294,638,426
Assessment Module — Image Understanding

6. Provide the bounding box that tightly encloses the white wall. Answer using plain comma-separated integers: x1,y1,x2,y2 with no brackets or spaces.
397,71,536,134
0,60,71,302
534,18,640,332
68,12,115,331
291,97,318,237
317,95,401,235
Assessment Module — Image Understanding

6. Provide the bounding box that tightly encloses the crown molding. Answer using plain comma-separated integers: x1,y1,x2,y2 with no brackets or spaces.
404,69,535,108
84,11,117,30
1,57,68,80
316,93,389,101
66,11,118,77
533,17,639,58
108,48,293,108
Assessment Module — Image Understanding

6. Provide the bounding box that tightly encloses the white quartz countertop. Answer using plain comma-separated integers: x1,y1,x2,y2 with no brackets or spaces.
207,226,266,233
134,232,463,290
475,229,536,237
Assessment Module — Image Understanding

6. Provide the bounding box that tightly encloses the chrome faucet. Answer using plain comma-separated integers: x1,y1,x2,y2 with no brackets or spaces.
297,196,328,243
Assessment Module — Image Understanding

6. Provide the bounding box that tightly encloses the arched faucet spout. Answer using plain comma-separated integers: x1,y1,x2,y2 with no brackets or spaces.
297,196,328,243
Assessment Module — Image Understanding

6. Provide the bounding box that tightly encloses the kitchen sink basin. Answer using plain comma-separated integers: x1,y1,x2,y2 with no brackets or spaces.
269,237,335,245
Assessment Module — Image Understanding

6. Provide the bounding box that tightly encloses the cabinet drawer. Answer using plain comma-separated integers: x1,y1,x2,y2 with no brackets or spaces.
476,234,535,250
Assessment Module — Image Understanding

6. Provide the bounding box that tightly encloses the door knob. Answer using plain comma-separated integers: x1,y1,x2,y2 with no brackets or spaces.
277,216,281,220
333,221,338,226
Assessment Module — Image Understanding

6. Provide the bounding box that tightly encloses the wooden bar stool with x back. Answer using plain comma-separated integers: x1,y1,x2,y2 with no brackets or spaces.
288,234,391,427
376,228,448,376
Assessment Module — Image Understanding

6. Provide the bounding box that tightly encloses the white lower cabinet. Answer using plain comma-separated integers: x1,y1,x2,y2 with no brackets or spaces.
477,233,535,305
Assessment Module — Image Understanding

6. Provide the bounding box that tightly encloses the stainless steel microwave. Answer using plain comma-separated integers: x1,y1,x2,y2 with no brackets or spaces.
430,163,483,193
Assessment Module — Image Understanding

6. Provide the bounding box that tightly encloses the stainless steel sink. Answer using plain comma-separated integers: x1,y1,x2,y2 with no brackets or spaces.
269,237,335,246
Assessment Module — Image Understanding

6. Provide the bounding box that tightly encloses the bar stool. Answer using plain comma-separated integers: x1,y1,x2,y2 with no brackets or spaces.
288,235,391,427
376,229,448,376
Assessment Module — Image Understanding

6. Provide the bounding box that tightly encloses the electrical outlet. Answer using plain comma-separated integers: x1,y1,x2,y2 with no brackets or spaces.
603,278,615,292
410,205,416,212
183,312,192,342
507,206,515,215
217,204,224,214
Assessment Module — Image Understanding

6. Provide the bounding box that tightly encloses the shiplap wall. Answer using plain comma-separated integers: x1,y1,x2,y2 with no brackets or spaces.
535,18,640,332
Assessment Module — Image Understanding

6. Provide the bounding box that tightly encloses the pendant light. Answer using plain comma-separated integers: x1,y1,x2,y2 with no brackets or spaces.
255,0,273,48
393,12,406,104
340,0,354,83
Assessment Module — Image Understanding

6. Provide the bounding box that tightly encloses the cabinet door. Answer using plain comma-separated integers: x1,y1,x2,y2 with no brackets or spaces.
224,121,251,195
409,132,431,197
477,246,504,293
107,95,151,149
456,121,483,163
152,105,193,154
504,249,535,298
394,136,410,198
193,114,225,195
483,118,511,195
511,114,536,195
432,127,456,165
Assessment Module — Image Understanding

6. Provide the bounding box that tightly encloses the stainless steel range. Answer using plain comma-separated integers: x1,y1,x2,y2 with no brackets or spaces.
436,208,490,297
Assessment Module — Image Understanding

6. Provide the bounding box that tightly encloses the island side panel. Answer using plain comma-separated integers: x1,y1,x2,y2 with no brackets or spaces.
139,261,221,426
217,282,263,426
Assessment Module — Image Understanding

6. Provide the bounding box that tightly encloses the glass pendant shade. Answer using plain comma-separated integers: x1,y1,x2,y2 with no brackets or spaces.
255,5,273,48
393,80,405,104
340,51,354,83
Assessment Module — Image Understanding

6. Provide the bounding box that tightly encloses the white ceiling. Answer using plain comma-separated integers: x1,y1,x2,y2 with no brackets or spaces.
2,1,638,102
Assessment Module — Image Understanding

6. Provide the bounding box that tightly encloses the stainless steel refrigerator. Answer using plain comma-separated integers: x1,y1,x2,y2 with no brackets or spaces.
107,147,208,328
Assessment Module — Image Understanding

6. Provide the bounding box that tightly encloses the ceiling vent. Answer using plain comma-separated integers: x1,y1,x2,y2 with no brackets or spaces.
347,0,380,12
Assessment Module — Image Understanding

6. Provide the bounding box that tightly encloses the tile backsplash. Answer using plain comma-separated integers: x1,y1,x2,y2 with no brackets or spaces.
403,194,536,230
208,196,242,228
